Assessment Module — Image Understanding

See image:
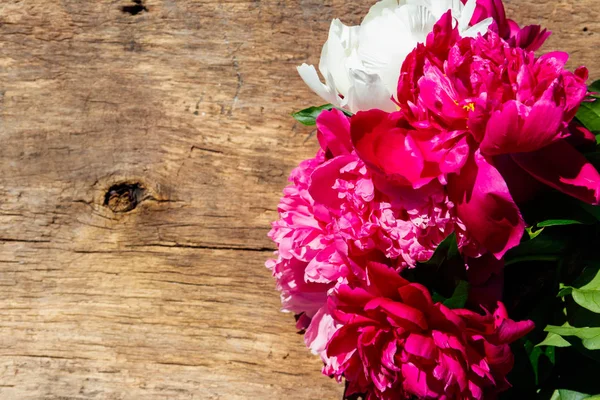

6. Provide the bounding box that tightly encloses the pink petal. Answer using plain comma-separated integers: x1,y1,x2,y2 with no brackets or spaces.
448,151,525,259
493,154,544,204
304,307,337,356
398,283,433,310
351,109,398,171
351,110,429,187
480,100,563,156
364,297,428,331
316,108,352,157
405,333,437,360
418,62,465,121
512,140,600,205
377,131,425,183
516,25,550,52
326,324,360,358
308,154,356,210
366,261,409,299
496,319,535,343
335,285,374,309
401,363,434,399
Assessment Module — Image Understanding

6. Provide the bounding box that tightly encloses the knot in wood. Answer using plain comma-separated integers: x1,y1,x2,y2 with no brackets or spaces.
104,183,145,213
122,0,147,15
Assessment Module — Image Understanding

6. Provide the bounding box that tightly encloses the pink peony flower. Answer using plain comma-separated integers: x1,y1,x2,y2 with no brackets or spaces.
326,261,534,400
267,152,343,318
351,11,599,259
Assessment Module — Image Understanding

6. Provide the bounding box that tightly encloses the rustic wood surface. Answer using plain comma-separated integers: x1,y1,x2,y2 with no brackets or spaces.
0,1,597,399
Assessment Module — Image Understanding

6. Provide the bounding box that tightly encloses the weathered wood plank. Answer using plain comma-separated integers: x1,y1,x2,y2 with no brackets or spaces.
0,0,597,399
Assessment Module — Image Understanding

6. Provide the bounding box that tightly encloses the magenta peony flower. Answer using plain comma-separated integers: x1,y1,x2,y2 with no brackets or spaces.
351,11,599,259
326,261,534,400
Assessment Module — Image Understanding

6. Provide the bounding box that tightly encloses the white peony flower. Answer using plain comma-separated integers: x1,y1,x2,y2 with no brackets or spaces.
297,0,492,113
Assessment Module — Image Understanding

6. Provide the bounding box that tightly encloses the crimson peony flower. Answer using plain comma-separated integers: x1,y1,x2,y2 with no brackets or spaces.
326,261,534,400
351,11,599,259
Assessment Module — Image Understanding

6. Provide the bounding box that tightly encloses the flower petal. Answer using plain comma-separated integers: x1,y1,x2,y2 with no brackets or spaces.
316,108,352,156
351,110,430,187
304,307,337,356
405,332,437,360
366,261,409,299
512,140,600,205
319,19,358,96
364,297,428,331
347,69,397,113
480,100,563,156
297,63,341,106
308,154,357,211
448,151,524,259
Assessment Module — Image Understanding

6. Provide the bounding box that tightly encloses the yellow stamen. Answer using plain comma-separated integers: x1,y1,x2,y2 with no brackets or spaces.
463,102,475,112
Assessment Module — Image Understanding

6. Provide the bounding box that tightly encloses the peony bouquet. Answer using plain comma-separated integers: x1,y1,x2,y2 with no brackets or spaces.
267,0,600,398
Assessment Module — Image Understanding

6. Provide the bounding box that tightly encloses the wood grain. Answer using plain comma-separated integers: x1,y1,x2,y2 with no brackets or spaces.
0,0,597,399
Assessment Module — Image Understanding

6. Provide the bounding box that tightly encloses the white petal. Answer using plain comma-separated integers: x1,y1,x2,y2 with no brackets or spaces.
461,17,493,38
347,69,397,113
458,0,477,32
417,0,452,20
396,3,436,42
358,8,416,93
297,64,341,106
362,0,404,26
319,19,359,96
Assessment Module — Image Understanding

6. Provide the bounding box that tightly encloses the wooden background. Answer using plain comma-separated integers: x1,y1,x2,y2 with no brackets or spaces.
0,0,597,399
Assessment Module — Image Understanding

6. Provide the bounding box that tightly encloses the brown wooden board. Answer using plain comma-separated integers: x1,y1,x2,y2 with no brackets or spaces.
0,0,598,398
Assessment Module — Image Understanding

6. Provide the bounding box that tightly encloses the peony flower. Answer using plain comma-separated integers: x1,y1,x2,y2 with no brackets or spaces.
267,152,344,318
297,0,492,113
326,261,534,400
350,11,599,259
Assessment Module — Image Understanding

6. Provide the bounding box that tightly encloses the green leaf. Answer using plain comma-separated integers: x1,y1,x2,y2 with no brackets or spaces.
545,323,600,350
576,100,600,132
571,268,600,314
526,226,545,239
590,79,600,98
578,201,600,222
504,229,566,266
524,338,556,387
537,219,586,228
525,218,588,241
550,389,590,400
537,331,572,348
291,104,333,126
558,285,573,297
424,233,459,267
291,104,352,126
443,280,469,309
